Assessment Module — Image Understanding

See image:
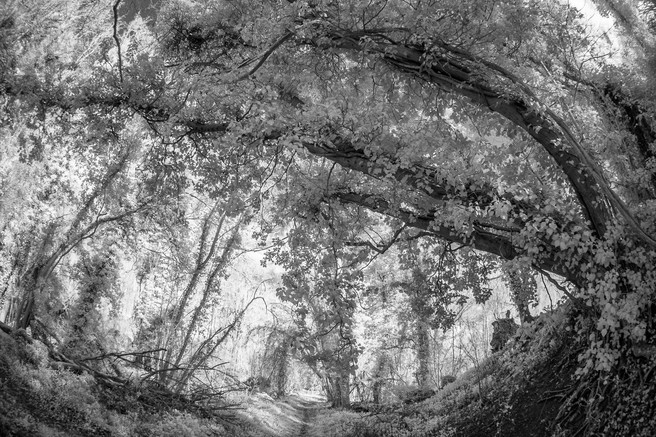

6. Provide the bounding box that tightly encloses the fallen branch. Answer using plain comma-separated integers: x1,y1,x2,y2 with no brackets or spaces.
0,320,12,334
79,348,167,364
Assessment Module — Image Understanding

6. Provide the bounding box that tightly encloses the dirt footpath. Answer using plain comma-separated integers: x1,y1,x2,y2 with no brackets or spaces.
284,393,327,437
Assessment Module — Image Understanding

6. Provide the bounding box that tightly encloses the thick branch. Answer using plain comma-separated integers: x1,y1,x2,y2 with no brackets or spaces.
333,191,574,281
296,132,529,233
318,30,614,239
344,225,408,254
236,32,294,81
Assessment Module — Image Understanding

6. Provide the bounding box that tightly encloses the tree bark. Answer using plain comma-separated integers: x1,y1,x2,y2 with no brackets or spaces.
415,320,431,388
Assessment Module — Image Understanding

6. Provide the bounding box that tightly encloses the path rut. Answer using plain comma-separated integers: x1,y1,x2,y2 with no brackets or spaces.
286,394,325,437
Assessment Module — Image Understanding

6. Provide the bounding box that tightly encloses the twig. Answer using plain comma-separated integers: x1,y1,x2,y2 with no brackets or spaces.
112,0,123,83
235,32,294,81
535,267,582,307
79,348,167,363
342,226,435,254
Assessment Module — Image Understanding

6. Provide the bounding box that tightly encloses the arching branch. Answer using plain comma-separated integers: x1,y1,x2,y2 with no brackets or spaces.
332,191,575,282
311,28,656,248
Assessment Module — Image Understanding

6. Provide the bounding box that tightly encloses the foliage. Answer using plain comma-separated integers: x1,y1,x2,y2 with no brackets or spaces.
2,0,656,434
333,306,575,437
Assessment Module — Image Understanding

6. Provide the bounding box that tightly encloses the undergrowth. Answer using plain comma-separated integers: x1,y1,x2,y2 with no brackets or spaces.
337,304,585,437
0,327,269,437
3,303,655,437
333,302,656,436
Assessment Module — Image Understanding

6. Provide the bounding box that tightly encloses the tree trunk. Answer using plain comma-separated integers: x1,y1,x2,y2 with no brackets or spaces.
12,153,136,332
275,344,288,397
372,353,387,404
416,320,431,387
506,270,534,324
15,289,35,330
1,296,19,325
325,370,351,408
160,207,226,384
14,266,44,330
334,372,350,408
323,375,336,405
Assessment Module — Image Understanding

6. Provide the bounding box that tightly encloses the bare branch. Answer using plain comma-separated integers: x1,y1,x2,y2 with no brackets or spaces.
112,0,123,83
344,225,408,254
535,267,582,307
235,32,294,81
334,191,576,282
79,348,167,363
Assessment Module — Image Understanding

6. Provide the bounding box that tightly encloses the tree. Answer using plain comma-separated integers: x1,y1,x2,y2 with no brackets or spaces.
392,239,493,388
10,148,150,331
258,327,292,397
276,258,361,408
3,0,656,432
63,246,122,360
128,196,253,392
153,1,656,428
